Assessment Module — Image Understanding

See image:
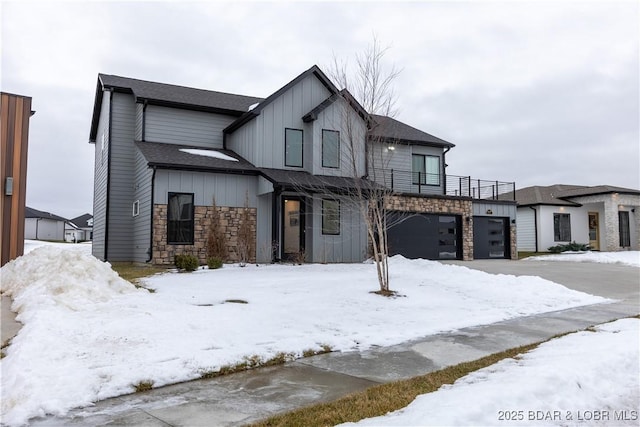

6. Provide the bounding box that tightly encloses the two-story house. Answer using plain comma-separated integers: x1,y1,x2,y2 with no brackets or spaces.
89,65,517,265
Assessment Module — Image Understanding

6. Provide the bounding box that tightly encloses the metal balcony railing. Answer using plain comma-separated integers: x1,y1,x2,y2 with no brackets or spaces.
369,169,516,201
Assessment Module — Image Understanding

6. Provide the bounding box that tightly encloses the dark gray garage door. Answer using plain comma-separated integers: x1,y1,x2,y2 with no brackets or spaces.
473,216,510,259
387,212,462,260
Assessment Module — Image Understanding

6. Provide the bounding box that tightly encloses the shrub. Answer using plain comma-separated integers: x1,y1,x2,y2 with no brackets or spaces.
175,254,198,271
548,241,590,253
207,256,223,270
206,197,228,261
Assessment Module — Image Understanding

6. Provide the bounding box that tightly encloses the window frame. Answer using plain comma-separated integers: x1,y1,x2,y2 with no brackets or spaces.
411,154,440,186
132,200,140,217
284,128,304,168
167,192,195,245
322,129,340,169
321,199,341,235
553,213,571,242
619,211,631,247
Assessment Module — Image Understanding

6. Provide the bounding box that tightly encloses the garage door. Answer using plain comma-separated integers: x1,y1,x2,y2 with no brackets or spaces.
387,212,462,260
473,216,510,259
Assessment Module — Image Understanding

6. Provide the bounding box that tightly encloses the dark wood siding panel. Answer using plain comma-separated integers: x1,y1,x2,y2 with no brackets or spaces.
1,93,32,266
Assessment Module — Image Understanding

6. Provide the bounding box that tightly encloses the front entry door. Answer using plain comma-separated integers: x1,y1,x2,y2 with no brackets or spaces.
588,212,600,250
282,198,305,260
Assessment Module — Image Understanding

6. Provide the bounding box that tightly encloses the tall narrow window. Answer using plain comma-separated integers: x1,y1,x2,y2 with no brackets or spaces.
285,128,303,167
619,211,631,247
322,129,340,168
322,199,340,235
167,193,194,244
553,213,571,242
412,154,440,185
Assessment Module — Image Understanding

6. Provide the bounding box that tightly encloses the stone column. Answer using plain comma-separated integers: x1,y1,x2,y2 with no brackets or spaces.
603,197,619,251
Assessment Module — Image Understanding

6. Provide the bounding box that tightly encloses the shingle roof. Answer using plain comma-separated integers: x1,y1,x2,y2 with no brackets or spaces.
368,115,455,148
259,168,379,193
515,184,640,206
135,141,258,173
224,65,339,134
100,74,263,112
70,214,93,228
90,75,263,142
25,207,67,222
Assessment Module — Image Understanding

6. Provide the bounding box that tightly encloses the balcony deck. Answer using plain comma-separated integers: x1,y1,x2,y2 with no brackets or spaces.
372,169,516,201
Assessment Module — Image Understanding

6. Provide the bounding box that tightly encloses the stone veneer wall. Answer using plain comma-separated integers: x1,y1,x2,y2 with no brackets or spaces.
386,195,474,260
152,204,257,265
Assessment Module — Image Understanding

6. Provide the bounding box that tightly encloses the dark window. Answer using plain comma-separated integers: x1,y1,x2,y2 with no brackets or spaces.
619,211,631,247
167,193,194,244
322,199,340,235
553,213,571,242
412,154,440,185
322,129,340,168
285,128,303,167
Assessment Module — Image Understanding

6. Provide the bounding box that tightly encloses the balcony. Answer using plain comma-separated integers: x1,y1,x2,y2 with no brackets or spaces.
371,169,516,201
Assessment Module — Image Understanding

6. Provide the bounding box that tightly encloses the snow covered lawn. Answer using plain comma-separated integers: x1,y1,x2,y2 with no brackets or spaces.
525,251,640,268
344,318,640,426
1,247,611,425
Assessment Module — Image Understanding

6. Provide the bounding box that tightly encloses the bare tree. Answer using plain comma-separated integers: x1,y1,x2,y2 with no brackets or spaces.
326,37,402,294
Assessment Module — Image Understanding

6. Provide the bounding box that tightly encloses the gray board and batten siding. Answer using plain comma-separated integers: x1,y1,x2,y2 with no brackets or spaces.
308,196,368,263
132,148,153,263
226,72,333,171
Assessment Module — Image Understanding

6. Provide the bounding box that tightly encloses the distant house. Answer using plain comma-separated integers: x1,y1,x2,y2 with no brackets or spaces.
514,185,640,252
65,214,93,242
24,207,67,241
89,65,517,265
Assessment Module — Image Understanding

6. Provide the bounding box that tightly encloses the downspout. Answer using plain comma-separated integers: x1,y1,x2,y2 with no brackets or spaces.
104,89,114,261
271,187,280,263
142,100,147,141
443,146,451,195
529,206,538,252
35,218,41,240
146,166,156,263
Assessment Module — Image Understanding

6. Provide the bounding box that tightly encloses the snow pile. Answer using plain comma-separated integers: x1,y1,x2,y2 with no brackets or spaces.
0,253,611,425
344,318,640,426
525,251,640,267
179,148,238,161
24,239,92,255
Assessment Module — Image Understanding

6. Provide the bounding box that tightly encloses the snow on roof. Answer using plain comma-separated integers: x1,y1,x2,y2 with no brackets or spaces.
178,148,239,162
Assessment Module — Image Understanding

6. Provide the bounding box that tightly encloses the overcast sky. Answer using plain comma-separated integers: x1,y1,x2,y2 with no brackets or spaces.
2,0,638,219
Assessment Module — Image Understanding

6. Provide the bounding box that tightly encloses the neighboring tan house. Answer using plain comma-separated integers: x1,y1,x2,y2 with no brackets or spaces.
89,65,517,265
65,213,93,242
24,207,67,241
515,185,640,252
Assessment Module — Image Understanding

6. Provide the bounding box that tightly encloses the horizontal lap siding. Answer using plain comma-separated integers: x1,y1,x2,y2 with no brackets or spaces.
154,170,258,207
145,105,235,148
107,93,136,261
516,207,536,251
92,92,110,260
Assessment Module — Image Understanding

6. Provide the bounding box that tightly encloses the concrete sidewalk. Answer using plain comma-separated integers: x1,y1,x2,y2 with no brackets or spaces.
17,260,640,426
